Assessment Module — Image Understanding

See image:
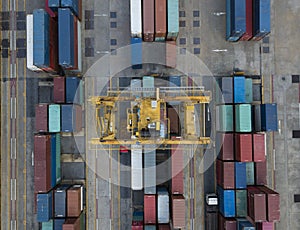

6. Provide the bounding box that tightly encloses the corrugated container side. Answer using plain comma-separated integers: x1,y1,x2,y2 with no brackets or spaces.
131,145,143,190
171,145,183,194
66,77,80,104
77,20,82,72
167,107,180,135
235,134,252,162
37,191,53,222
217,186,236,217
253,133,266,162
252,0,270,40
55,185,70,217
144,195,156,224
35,104,48,132
226,0,240,41
246,162,255,185
217,132,234,161
218,105,233,132
61,0,81,20
55,133,61,183
49,16,58,72
218,213,237,230
235,104,252,132
144,149,156,194
130,0,142,37
222,77,233,103
245,78,253,103
72,17,78,70
53,77,66,103
255,161,267,185
256,222,274,230
143,0,154,42
261,104,278,131
235,162,247,189
54,218,66,230
42,219,53,230
157,188,169,223
258,186,280,221
166,41,176,68
155,0,167,41
235,190,247,217
240,0,253,40
61,105,74,132
131,38,143,69
254,104,262,132
67,185,83,217
230,0,246,37
49,104,61,132
247,188,267,222
50,134,57,188
167,0,179,40
142,76,155,97
216,160,235,189
145,226,156,230
172,195,185,228
233,77,246,103
205,212,218,230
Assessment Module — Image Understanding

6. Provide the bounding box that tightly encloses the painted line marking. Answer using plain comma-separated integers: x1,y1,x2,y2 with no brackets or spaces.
31,151,34,166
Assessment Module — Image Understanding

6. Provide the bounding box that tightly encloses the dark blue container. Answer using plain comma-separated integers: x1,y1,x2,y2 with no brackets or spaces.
237,218,255,230
33,9,50,68
253,0,270,39
169,76,181,87
235,162,247,189
218,77,233,103
261,103,278,131
233,76,245,103
58,8,75,68
217,186,235,217
66,77,80,104
50,134,56,188
226,0,240,41
61,0,80,19
230,0,246,38
61,105,75,132
131,38,142,69
54,184,70,217
37,191,53,222
48,0,60,11
54,218,65,230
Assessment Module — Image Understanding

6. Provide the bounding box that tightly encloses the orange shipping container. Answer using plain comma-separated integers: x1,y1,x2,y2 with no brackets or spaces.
155,0,167,41
67,185,83,217
172,195,185,228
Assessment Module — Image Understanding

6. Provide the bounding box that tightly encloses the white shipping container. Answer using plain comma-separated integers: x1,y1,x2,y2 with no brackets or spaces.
144,146,156,194
26,15,42,72
157,188,170,223
131,144,143,190
130,0,142,37
77,20,82,73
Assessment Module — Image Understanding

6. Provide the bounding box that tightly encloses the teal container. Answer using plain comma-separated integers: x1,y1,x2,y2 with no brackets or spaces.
235,190,247,217
167,0,179,39
218,105,233,132
42,219,53,230
80,211,85,230
245,78,253,103
49,104,61,132
246,162,254,185
235,104,252,132
56,133,61,184
145,226,156,230
142,76,155,97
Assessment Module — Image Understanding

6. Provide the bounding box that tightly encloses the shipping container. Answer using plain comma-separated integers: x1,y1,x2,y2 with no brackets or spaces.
132,225,143,230
253,104,261,131
157,187,170,223
49,16,59,73
217,187,236,217
167,107,180,135
205,211,218,230
144,195,156,224
216,133,234,161
131,145,143,190
77,20,82,72
143,0,154,42
235,104,252,132
230,0,246,38
50,134,61,187
158,224,171,230
35,104,48,132
253,133,266,162
59,8,75,68
61,0,82,20
62,217,80,230
67,184,83,217
155,0,167,41
26,15,42,71
235,134,252,162
66,77,81,104
226,0,240,41
252,0,270,40
233,76,246,103
131,38,143,69
54,77,66,103
172,195,185,228
72,17,78,71
218,213,236,230
236,190,247,217
132,211,144,226
246,162,255,185
247,187,267,222
130,0,142,37
240,0,253,40
55,184,71,217
48,0,60,11
261,104,278,131
236,218,255,230
167,0,179,40
145,226,156,230
256,222,274,230
169,76,181,87
75,104,82,132
61,104,82,132
171,145,184,194
142,76,155,97
258,186,280,221
49,104,61,132
255,161,267,185
144,148,156,194
217,105,233,132
34,135,52,193
217,77,233,104
216,160,235,189
235,162,247,189
166,41,177,68
54,218,66,230
42,219,53,230
245,78,253,103
131,79,142,97
37,191,53,222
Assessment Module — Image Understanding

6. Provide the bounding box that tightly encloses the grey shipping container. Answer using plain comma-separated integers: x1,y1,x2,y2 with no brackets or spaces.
54,184,71,217
206,212,218,230
157,187,170,223
144,146,156,194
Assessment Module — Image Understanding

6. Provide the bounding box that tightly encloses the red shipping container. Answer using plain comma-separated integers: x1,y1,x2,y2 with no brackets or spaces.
144,195,156,224
35,104,48,132
132,226,143,230
172,195,185,228
171,145,184,194
216,160,235,189
253,133,266,162
53,77,66,103
75,104,82,132
217,133,234,161
62,217,80,230
34,135,51,193
240,0,253,41
256,222,274,230
255,161,267,185
258,186,280,221
235,134,252,162
158,224,171,230
67,185,83,217
218,213,236,230
48,16,58,73
248,187,267,222
143,0,155,42
155,0,167,40
166,41,176,68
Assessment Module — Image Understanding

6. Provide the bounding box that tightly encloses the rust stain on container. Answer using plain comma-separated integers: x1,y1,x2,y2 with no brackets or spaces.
172,195,185,228
235,134,252,162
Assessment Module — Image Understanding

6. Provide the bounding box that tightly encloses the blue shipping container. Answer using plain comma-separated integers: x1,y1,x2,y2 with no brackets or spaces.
59,8,75,68
235,162,247,189
61,0,80,18
233,76,246,103
246,162,255,185
217,186,235,217
131,38,143,69
37,191,53,222
226,0,240,41
33,9,50,68
253,0,270,38
230,0,246,38
169,76,181,87
261,103,278,131
54,218,65,230
50,134,57,188
48,0,60,11
66,77,81,104
237,218,255,230
167,0,179,39
54,184,70,217
61,105,75,132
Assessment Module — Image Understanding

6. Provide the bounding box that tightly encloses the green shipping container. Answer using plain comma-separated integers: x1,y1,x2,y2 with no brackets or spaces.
218,105,233,132
235,190,247,217
167,0,179,39
80,211,85,229
56,133,61,183
49,104,61,132
245,78,253,103
235,104,252,132
143,76,155,97
246,162,254,185
42,219,53,230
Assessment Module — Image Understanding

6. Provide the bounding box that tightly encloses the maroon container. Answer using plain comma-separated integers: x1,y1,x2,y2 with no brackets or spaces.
218,213,236,230
35,104,48,132
217,133,234,161
144,195,156,224
67,185,83,217
132,226,143,230
258,186,280,221
172,145,184,194
143,0,155,42
158,224,171,230
166,41,176,68
155,0,167,40
167,107,179,134
216,160,235,189
62,217,80,230
235,134,252,162
240,0,253,41
247,187,267,222
256,222,274,230
255,161,267,185
172,195,185,228
48,16,58,73
54,77,66,103
253,133,265,162
34,135,51,193
75,104,82,132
